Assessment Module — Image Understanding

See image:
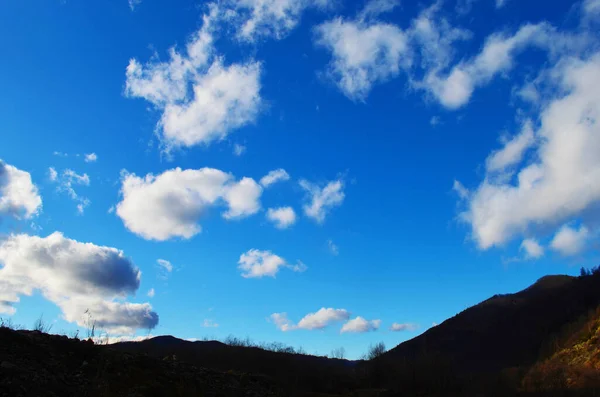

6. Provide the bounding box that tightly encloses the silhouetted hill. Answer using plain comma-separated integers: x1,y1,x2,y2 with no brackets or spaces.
372,273,600,394
114,336,361,394
2,273,600,396
383,275,600,371
0,327,283,397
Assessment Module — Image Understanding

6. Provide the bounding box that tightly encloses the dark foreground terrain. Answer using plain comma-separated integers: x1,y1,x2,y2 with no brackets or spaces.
1,272,600,397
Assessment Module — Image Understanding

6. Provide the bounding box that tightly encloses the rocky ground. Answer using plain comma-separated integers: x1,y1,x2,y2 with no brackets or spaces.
0,327,284,397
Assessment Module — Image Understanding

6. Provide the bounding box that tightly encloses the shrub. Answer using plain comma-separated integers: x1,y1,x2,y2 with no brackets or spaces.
365,342,386,360
33,315,53,333
330,347,346,359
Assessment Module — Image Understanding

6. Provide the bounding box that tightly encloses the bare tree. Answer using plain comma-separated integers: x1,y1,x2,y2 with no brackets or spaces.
365,342,386,360
330,347,346,359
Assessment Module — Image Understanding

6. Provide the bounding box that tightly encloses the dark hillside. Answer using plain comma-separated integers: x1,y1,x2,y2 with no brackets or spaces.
0,327,284,397
114,336,360,394
2,274,600,397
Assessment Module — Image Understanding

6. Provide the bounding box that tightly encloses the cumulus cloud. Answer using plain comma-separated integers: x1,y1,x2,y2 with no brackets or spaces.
116,167,262,241
147,288,155,298
229,0,333,42
270,307,350,331
50,168,91,215
314,13,409,100
84,153,98,163
238,249,305,278
270,312,295,331
459,53,600,249
550,225,590,256
260,168,290,187
520,238,544,259
340,316,381,333
390,322,418,332
300,179,344,223
266,207,296,229
314,0,470,101
0,232,158,334
314,0,593,109
0,160,42,220
222,177,262,219
125,5,262,151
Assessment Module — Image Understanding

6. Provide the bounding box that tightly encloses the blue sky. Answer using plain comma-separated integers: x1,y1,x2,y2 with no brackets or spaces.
1,0,599,358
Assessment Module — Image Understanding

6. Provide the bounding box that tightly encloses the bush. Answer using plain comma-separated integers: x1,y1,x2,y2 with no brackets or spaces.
33,315,53,333
365,342,386,360
330,347,346,359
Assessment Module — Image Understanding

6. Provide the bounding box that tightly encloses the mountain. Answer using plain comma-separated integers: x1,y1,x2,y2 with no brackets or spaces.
0,327,284,397
2,273,600,397
373,273,600,395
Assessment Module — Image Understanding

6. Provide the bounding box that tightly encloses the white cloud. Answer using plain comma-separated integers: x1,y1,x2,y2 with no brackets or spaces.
584,0,600,16
408,1,471,71
103,334,154,344
340,316,381,333
327,239,339,255
158,62,262,149
358,0,399,21
270,307,350,331
314,0,470,101
233,143,246,156
229,0,333,42
202,319,219,328
157,259,173,273
486,120,535,173
0,232,158,334
129,0,142,11
452,180,470,200
520,238,544,259
147,288,155,298
48,167,58,182
84,153,98,163
125,5,262,151
422,23,552,109
290,260,307,273
116,167,262,241
270,312,295,331
297,308,350,330
238,249,305,278
266,207,296,229
314,15,409,100
459,53,600,249
300,179,344,223
51,169,91,214
222,177,262,219
550,225,590,256
0,160,42,220
260,168,290,187
390,322,418,332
